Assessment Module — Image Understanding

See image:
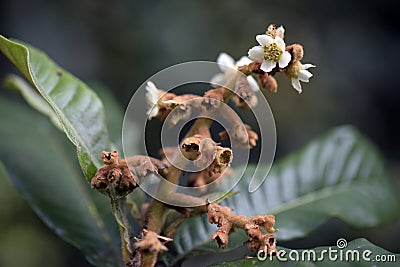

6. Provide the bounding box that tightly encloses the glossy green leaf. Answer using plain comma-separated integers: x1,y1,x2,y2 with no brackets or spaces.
168,126,400,264
0,35,111,180
211,238,400,267
3,74,63,131
0,97,122,266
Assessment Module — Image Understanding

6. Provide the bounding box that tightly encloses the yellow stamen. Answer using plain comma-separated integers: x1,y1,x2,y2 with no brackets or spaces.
264,43,282,62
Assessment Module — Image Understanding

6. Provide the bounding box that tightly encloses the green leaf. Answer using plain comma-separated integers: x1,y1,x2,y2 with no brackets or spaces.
3,74,63,131
0,96,122,266
0,35,111,180
168,126,400,264
211,238,400,266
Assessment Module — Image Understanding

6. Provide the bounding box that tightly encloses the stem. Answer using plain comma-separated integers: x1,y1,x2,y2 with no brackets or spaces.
108,188,134,266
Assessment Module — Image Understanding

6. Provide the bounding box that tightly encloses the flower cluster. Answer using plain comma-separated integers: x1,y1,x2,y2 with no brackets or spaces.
90,23,314,267
235,24,315,93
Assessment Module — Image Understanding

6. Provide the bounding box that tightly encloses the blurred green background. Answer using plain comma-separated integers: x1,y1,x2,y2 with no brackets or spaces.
1,0,399,266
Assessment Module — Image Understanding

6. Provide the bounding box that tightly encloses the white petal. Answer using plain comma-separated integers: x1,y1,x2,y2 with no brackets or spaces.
276,26,285,39
236,56,252,67
274,36,286,51
298,70,313,82
147,106,159,119
256,34,273,47
278,51,291,68
217,52,235,72
291,78,302,93
145,81,159,106
162,99,179,109
210,73,227,87
302,63,316,69
247,76,260,92
260,60,276,72
248,46,265,61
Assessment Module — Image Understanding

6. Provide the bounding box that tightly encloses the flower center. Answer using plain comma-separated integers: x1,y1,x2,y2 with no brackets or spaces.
264,43,282,62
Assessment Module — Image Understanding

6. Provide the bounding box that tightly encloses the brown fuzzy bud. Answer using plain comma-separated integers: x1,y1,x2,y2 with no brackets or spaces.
211,221,232,249
233,76,258,109
207,203,231,226
219,124,258,149
207,202,278,256
251,215,277,233
125,155,169,179
101,150,119,165
257,73,278,93
203,87,224,110
266,24,277,38
181,135,202,160
91,167,110,190
206,146,232,176
91,152,168,195
215,147,232,167
286,44,304,63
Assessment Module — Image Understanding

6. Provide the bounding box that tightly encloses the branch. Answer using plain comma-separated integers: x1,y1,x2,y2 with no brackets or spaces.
207,202,278,256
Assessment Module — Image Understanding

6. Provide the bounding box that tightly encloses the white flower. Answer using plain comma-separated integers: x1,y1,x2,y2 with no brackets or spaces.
145,81,161,119
276,26,285,39
287,63,315,93
211,52,259,92
248,35,291,72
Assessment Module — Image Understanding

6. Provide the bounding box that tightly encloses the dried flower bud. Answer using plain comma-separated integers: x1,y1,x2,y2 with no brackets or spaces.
102,150,119,165
207,202,278,256
248,61,263,74
207,203,232,226
125,155,169,179
181,135,202,160
134,229,173,253
118,165,137,191
233,76,258,109
91,167,111,190
211,222,232,249
245,225,277,256
266,24,277,38
92,155,138,193
251,215,277,233
162,94,200,125
203,87,224,110
219,124,259,149
206,146,232,176
286,44,304,63
215,147,232,167
91,152,168,195
262,234,278,256
257,73,278,93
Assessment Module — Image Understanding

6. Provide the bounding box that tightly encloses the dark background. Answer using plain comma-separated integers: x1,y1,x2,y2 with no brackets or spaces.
1,0,399,266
